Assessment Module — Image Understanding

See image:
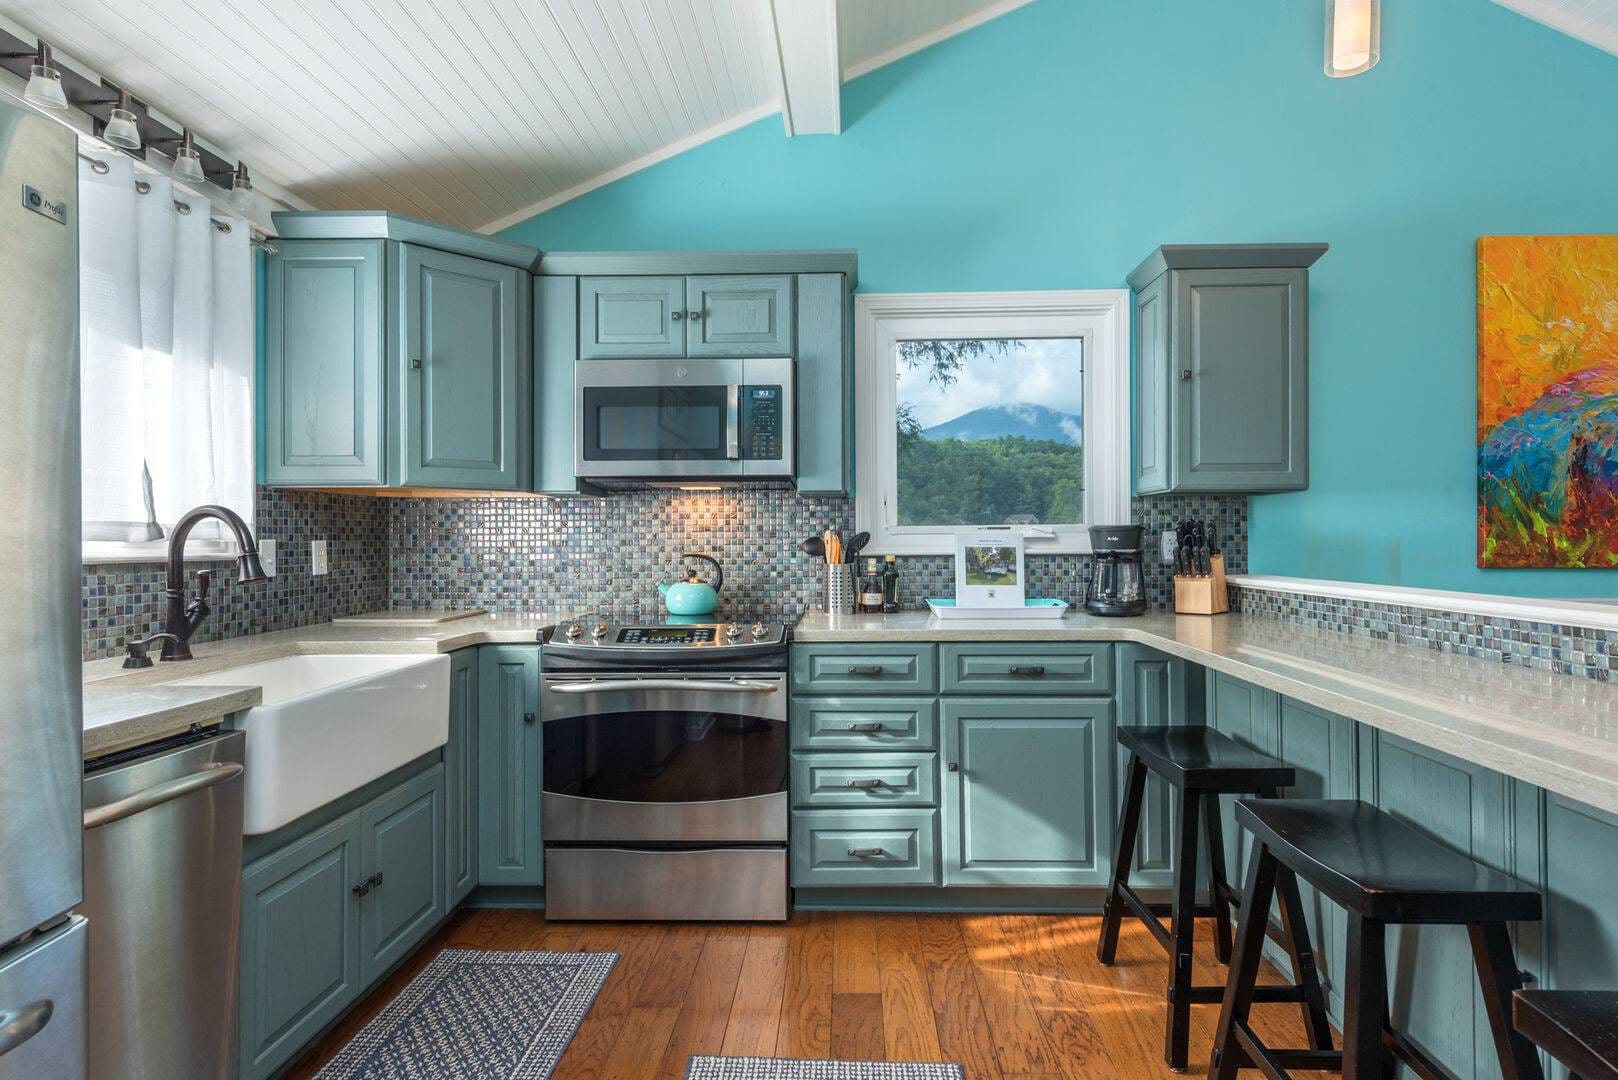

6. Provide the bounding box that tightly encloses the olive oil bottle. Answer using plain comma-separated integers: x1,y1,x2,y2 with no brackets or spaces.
881,554,901,612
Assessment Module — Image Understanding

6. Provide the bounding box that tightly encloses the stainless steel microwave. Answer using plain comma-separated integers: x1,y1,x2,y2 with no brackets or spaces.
575,357,794,481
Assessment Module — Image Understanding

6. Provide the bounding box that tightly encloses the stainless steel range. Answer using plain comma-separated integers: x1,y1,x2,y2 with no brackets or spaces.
540,615,790,921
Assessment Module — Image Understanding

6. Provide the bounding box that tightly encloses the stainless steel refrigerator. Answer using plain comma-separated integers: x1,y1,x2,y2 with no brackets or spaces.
0,94,89,1079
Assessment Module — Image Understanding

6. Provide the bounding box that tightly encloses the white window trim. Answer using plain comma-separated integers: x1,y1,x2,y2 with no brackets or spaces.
854,289,1131,557
83,538,244,565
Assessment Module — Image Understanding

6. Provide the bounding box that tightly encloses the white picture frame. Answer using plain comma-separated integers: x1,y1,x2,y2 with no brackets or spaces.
954,528,1026,608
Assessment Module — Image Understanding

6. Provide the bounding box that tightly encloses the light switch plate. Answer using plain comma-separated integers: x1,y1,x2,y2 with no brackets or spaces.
258,538,277,577
311,539,328,576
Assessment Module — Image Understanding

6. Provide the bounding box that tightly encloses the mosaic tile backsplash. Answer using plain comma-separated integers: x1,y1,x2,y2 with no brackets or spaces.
81,489,389,661
387,489,1248,619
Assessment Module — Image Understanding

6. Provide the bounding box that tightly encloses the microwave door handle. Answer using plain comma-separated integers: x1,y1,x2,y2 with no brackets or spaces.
727,384,741,460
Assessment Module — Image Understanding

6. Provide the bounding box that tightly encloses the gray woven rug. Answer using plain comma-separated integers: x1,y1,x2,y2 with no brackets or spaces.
686,1058,963,1079
315,949,617,1079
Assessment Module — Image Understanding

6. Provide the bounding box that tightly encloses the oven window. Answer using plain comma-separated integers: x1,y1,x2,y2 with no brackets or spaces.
583,385,729,460
545,710,787,802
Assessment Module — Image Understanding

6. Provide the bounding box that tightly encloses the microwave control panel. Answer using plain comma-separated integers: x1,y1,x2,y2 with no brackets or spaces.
739,385,783,460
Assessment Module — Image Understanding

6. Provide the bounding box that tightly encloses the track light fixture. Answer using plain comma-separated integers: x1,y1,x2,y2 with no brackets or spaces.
102,89,142,149
170,128,206,183
20,41,67,110
230,161,252,194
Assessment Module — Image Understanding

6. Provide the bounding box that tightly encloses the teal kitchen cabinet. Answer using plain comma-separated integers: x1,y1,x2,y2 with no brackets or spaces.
940,642,1113,695
239,815,364,1080
578,275,686,358
791,808,940,887
1112,645,1199,889
395,244,528,489
477,646,543,886
358,766,445,986
794,273,853,496
940,696,1112,887
444,649,478,906
263,239,386,486
1128,244,1325,494
790,643,938,695
789,695,939,751
687,275,793,356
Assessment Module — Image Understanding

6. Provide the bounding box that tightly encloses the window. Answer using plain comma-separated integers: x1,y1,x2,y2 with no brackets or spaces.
855,291,1130,555
78,151,256,562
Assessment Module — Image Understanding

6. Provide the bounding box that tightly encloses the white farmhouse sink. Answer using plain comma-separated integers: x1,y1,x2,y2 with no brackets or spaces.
172,653,450,835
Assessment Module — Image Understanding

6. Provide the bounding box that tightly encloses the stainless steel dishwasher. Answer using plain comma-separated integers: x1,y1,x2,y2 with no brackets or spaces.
81,728,246,1080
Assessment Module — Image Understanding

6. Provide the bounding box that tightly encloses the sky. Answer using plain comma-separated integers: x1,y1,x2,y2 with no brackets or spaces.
895,338,1084,432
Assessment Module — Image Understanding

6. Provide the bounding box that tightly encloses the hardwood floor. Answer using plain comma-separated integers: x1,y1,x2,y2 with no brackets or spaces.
285,909,1337,1079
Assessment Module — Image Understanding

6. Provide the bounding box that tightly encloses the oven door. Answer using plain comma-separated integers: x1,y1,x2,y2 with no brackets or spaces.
574,357,794,480
541,673,788,843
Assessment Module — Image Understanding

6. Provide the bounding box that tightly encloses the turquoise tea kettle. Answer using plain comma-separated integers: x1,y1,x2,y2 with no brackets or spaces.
657,553,724,616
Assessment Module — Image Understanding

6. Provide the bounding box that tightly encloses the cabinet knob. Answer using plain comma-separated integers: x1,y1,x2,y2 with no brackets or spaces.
947,762,960,772
411,357,423,370
351,880,370,897
1180,368,1192,381
688,310,703,321
523,711,536,725
671,311,684,321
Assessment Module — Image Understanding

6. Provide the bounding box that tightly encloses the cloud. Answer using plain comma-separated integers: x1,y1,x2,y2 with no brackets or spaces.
897,338,1083,428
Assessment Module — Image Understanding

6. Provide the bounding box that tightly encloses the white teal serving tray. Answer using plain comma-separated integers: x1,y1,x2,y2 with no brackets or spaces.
924,598,1070,620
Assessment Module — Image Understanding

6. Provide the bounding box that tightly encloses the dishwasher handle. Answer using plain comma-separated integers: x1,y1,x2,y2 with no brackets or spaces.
83,761,244,830
0,999,52,1058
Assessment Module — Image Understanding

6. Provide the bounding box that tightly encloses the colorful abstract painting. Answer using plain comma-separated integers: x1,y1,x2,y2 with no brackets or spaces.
1478,235,1618,568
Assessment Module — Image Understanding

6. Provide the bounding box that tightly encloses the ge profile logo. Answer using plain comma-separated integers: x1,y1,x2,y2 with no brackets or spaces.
21,184,67,225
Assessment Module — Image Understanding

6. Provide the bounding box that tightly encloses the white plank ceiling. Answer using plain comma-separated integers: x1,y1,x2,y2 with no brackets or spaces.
1492,0,1618,58
0,0,1032,232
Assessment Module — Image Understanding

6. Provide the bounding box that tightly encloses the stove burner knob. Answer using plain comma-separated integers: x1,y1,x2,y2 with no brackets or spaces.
564,622,583,639
591,622,609,639
750,621,768,639
725,622,742,640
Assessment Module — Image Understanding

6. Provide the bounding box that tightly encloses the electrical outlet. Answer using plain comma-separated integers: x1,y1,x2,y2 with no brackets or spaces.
258,538,277,577
311,539,328,576
1160,529,1178,564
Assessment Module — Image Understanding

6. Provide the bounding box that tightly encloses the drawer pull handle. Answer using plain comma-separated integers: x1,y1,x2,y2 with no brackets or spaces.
846,847,887,858
845,721,886,732
845,778,885,789
846,665,886,676
1009,665,1047,677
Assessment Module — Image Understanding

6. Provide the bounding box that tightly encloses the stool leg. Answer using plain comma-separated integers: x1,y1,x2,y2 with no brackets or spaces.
1208,841,1280,1080
1342,914,1389,1080
1468,922,1544,1080
1166,789,1203,1071
1097,753,1147,966
1273,866,1333,1052
1202,791,1235,964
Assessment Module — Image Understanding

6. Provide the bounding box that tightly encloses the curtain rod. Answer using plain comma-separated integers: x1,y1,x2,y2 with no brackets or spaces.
77,150,278,251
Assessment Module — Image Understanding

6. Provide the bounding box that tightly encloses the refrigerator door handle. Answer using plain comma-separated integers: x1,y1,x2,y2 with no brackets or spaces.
82,762,243,830
0,999,52,1058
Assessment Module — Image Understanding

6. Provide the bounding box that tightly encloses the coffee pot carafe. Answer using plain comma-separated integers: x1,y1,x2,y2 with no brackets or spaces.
1084,525,1147,617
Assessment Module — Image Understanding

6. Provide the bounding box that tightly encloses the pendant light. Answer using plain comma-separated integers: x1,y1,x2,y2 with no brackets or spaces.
228,161,253,209
170,128,206,184
22,42,67,111
1325,0,1380,77
102,89,142,149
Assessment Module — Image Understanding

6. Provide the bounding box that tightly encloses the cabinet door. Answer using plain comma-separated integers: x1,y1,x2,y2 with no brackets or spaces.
264,239,386,486
579,276,686,358
397,244,527,489
1206,671,1280,882
239,816,363,1080
1113,645,1191,888
1132,271,1171,494
941,696,1111,886
359,765,446,986
445,649,479,906
1172,267,1308,491
794,273,851,495
686,274,793,357
478,646,543,885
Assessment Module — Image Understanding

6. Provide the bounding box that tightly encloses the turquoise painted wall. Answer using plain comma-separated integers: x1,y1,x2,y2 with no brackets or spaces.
504,0,1618,597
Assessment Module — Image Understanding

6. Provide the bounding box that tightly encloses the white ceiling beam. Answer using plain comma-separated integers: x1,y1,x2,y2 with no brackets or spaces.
762,0,841,136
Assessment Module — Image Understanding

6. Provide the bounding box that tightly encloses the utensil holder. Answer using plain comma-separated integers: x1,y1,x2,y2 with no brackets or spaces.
826,564,854,614
1173,553,1229,615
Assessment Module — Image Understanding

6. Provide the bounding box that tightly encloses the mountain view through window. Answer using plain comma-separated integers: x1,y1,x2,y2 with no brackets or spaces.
894,338,1084,527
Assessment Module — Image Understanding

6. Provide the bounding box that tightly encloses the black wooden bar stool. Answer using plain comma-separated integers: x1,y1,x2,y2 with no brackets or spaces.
1097,726,1323,1071
1514,990,1618,1080
1209,799,1545,1080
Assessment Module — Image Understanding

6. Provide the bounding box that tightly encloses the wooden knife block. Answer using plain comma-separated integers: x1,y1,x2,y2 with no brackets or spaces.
1174,553,1229,615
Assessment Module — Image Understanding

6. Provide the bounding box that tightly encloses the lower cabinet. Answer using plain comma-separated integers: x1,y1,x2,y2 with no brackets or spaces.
444,648,479,906
239,765,446,1080
477,645,543,886
1114,644,1197,888
940,696,1112,887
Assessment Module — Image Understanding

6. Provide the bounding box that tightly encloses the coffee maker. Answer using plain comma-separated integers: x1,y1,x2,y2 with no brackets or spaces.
1084,524,1147,617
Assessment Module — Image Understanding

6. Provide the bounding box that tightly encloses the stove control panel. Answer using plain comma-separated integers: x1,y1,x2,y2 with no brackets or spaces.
616,626,718,645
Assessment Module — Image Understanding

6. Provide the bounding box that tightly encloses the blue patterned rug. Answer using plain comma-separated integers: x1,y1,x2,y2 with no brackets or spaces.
686,1058,963,1079
315,949,618,1079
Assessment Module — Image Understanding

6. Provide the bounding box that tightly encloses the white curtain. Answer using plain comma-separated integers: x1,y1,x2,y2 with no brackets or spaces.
79,151,255,547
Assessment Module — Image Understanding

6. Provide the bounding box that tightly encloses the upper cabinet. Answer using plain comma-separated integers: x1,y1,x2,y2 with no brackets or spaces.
1128,243,1326,494
578,274,794,359
263,211,538,491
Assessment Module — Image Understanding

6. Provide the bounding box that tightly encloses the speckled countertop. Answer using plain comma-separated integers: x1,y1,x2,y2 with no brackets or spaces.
81,613,565,759
795,610,1618,817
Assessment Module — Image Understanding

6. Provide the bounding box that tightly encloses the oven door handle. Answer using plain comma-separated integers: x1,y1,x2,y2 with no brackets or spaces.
547,678,780,695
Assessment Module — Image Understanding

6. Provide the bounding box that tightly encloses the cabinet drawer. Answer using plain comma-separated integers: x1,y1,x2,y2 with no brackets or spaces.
940,643,1113,694
792,753,937,808
791,696,937,750
791,644,937,694
790,809,938,886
